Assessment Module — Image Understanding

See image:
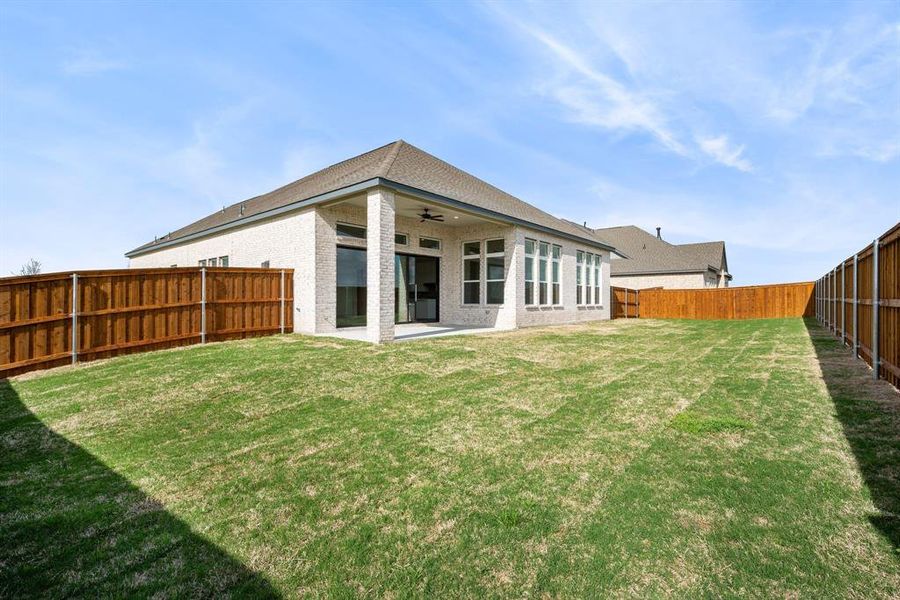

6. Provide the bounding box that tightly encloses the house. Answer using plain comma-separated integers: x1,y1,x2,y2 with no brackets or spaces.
592,225,731,289
126,140,617,342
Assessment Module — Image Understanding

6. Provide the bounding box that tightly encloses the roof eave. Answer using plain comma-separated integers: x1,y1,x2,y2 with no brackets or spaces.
126,177,618,258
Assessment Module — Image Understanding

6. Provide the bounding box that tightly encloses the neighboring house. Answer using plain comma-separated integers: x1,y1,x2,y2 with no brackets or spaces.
592,225,731,289
127,140,617,342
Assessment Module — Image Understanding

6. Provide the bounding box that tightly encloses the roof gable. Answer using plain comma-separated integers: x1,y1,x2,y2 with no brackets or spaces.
128,140,614,256
594,226,727,275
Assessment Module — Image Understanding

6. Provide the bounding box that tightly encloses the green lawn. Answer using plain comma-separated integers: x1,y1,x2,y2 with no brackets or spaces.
1,318,898,598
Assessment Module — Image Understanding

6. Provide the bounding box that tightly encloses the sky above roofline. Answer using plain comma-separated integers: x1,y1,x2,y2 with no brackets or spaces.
1,1,898,284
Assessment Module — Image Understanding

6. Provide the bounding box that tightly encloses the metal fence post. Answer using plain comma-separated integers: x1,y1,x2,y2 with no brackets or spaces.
832,268,837,334
71,273,78,364
872,238,880,380
852,255,858,358
200,267,207,344
280,269,286,334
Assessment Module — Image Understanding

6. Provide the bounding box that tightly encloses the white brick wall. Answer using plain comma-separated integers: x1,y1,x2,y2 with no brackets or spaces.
611,272,709,289
128,198,613,337
128,208,316,333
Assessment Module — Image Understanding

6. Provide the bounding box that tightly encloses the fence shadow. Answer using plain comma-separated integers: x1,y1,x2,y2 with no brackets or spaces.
0,379,279,598
803,318,899,550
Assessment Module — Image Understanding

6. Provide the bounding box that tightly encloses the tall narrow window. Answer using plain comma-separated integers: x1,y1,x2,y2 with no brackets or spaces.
576,251,583,305
551,244,561,305
594,254,601,305
584,253,592,305
463,241,481,304
538,242,549,305
486,238,505,304
525,239,536,305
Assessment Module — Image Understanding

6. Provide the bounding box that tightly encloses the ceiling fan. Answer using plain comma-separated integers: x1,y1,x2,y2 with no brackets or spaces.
418,208,445,223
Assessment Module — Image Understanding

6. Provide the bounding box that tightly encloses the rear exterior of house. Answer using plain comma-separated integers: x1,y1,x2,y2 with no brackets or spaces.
593,225,731,290
127,141,615,342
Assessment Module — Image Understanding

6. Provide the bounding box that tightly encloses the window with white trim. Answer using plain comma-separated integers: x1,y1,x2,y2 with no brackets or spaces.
593,253,601,304
420,237,441,250
208,257,218,267
584,253,592,304
395,233,408,245
551,244,561,305
336,222,366,239
524,239,536,305
485,238,505,304
538,241,549,305
219,256,229,267
576,251,583,305
462,241,480,305
198,259,207,267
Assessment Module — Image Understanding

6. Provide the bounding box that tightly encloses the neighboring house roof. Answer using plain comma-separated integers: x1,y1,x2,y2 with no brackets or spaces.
592,225,730,277
127,140,616,257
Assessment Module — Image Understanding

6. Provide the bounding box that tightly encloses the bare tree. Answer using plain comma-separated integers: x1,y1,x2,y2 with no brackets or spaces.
17,258,41,276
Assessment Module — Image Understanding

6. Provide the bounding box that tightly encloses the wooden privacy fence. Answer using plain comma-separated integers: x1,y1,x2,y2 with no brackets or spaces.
629,282,815,320
611,286,645,318
1,267,294,378
815,221,899,388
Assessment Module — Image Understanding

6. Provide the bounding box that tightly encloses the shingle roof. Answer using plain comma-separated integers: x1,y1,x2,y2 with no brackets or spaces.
128,140,615,256
592,225,727,275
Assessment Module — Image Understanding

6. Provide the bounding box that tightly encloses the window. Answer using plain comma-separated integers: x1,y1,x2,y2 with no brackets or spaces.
395,233,408,245
261,260,270,268
485,238,505,304
170,264,177,268
420,237,441,250
198,259,207,267
336,223,366,239
219,256,229,267
584,253,592,304
593,254,601,305
538,242,549,305
551,244,561,305
576,251,583,305
208,257,217,267
525,239,536,305
462,241,480,304
336,246,367,327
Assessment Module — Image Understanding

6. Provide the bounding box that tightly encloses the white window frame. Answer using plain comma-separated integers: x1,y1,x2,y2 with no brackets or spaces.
538,241,550,306
219,256,229,267
395,232,409,246
584,253,592,305
420,236,442,250
198,259,207,267
462,240,481,305
551,244,561,305
208,257,218,267
576,251,584,305
593,254,602,305
485,238,505,305
525,238,537,306
336,222,367,239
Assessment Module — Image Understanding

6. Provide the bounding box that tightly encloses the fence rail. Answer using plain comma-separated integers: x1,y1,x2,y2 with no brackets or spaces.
631,282,815,320
0,267,294,377
816,221,899,388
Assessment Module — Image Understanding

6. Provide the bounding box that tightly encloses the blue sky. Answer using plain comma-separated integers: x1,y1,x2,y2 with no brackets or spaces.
1,1,897,284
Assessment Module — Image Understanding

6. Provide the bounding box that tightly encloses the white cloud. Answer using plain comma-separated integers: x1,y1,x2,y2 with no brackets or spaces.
696,135,753,172
486,4,689,157
62,51,129,76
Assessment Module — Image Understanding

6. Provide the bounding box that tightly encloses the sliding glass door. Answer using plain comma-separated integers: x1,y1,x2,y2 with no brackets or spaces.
337,248,440,328
395,254,439,324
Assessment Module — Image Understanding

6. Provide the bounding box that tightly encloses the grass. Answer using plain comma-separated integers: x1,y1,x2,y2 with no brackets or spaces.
1,318,898,598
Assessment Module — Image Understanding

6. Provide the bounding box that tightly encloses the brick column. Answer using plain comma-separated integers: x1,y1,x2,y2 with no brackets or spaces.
366,188,395,343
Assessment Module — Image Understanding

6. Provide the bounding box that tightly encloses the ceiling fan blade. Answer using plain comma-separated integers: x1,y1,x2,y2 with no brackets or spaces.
433,216,445,222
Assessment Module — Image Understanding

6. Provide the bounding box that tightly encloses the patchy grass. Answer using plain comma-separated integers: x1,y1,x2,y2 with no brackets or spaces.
1,318,898,598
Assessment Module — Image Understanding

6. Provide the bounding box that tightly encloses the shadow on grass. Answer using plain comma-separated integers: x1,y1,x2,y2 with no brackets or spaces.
804,318,899,551
0,379,279,598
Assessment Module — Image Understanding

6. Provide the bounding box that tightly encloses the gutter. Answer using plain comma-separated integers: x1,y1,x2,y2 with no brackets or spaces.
126,177,618,258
